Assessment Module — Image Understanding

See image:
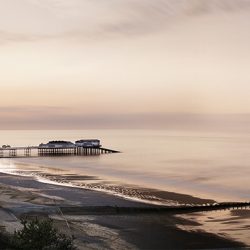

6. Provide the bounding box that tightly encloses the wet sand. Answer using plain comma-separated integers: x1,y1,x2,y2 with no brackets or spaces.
0,172,247,249
0,160,217,206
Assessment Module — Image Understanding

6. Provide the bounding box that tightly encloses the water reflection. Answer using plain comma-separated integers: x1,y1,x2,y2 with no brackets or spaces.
176,209,250,246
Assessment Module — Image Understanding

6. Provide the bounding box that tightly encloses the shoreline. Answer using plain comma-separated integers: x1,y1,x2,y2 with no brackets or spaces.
6,157,249,203
0,172,247,249
0,159,218,206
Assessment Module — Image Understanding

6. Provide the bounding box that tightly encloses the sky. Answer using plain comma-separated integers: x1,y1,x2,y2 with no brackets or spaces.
1,0,250,129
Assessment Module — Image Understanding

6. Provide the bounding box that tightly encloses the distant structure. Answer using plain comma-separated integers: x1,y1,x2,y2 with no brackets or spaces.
39,141,75,148
75,139,101,148
0,139,119,158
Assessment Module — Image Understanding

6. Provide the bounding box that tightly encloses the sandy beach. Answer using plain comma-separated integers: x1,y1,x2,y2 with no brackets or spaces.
0,172,247,249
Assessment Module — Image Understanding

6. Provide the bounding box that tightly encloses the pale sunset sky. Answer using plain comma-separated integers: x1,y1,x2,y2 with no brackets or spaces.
1,0,250,129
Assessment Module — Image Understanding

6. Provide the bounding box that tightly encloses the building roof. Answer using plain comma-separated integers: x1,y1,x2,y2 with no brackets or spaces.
75,139,100,142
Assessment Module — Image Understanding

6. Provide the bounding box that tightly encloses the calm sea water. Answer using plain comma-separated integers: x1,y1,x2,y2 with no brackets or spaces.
0,130,250,204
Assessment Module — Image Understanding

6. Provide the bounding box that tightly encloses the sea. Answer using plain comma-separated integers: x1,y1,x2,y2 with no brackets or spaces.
0,129,249,205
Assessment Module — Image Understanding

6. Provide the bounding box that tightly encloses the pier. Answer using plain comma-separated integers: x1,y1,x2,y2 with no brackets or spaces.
0,146,119,158
0,139,120,158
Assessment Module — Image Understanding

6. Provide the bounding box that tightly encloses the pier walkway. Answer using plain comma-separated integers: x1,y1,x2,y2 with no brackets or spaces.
0,146,120,158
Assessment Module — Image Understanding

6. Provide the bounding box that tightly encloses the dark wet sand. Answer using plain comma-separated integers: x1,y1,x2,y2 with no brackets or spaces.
0,172,246,249
92,215,244,249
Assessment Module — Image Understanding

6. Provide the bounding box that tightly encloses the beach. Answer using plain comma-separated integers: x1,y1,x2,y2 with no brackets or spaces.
0,172,247,249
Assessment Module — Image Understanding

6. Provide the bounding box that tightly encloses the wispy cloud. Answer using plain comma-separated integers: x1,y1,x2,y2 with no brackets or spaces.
1,0,250,44
1,106,250,131
0,31,37,44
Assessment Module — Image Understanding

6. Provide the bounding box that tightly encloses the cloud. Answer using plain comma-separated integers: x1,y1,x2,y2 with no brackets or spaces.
1,0,250,44
0,106,69,116
0,31,37,45
102,0,250,36
1,106,250,131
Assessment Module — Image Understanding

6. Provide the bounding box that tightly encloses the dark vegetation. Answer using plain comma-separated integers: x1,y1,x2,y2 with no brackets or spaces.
0,218,76,250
